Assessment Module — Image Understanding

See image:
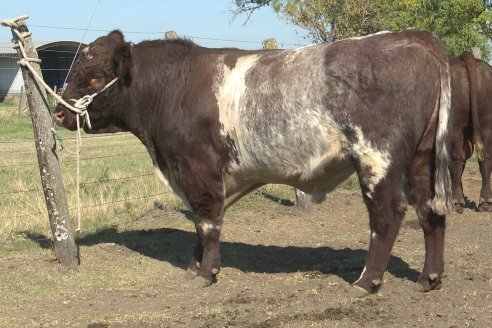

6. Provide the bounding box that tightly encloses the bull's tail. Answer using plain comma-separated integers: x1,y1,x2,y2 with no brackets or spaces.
431,52,454,216
461,52,484,160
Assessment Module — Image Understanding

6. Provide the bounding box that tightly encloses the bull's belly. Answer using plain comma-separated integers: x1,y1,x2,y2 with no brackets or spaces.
223,157,355,208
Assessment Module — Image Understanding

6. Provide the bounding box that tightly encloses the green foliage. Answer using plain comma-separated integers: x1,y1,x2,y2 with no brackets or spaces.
234,0,492,60
416,0,492,59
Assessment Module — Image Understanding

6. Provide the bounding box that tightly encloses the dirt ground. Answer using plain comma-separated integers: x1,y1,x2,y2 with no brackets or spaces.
0,165,491,328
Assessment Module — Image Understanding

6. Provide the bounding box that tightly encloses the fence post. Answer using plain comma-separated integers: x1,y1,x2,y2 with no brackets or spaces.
2,16,78,268
165,30,177,40
18,85,24,116
262,38,278,49
471,47,482,60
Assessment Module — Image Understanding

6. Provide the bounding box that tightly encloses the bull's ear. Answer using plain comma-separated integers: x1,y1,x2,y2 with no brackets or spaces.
108,30,125,44
112,43,132,87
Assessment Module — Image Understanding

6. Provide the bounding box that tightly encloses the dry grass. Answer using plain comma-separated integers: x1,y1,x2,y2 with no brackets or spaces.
0,107,179,242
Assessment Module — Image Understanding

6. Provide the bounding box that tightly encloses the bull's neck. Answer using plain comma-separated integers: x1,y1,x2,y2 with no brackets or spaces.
113,42,193,146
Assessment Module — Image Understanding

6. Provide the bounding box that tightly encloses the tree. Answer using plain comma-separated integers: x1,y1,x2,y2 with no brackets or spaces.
234,0,377,42
416,0,492,59
233,0,492,60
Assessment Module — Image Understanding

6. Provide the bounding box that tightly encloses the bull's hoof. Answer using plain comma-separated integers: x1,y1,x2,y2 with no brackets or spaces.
349,279,381,298
416,272,442,292
348,285,372,298
185,267,198,280
477,202,492,212
454,203,464,214
191,275,214,287
185,261,200,279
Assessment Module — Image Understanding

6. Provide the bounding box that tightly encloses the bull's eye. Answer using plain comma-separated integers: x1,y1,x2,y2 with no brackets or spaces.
89,78,104,90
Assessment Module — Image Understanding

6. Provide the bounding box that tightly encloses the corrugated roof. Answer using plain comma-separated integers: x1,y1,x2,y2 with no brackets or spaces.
0,41,86,58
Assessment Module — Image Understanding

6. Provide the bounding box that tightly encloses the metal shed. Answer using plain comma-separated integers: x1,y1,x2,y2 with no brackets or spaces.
0,41,85,101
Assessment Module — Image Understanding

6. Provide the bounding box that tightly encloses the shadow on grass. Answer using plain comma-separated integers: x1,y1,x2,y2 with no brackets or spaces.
23,232,53,249
26,226,420,285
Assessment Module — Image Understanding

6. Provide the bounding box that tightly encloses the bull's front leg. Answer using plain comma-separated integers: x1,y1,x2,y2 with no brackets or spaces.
179,161,226,287
351,168,406,297
186,210,223,287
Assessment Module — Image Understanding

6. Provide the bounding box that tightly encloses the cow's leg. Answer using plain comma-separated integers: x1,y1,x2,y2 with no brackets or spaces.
408,151,446,292
178,161,225,287
186,208,224,286
449,147,466,214
478,157,492,212
352,168,406,296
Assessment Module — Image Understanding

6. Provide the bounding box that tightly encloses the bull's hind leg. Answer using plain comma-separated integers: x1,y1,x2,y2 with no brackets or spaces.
409,151,445,291
352,168,407,296
478,157,492,212
449,142,466,213
477,129,492,211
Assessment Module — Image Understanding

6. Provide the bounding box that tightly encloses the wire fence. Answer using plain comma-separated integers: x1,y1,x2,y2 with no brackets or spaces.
0,122,173,224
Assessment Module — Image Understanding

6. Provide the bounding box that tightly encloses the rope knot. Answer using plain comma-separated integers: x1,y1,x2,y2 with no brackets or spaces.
72,94,94,112
68,96,93,129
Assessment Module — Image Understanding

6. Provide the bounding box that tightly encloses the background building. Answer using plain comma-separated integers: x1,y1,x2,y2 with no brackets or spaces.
0,41,85,101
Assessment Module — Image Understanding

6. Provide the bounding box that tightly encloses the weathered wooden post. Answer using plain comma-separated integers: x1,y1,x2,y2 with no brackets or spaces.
471,47,482,60
2,16,78,268
18,85,24,116
165,30,178,40
262,38,278,50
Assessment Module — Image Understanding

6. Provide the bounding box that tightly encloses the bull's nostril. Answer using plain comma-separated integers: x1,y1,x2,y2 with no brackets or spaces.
53,111,65,122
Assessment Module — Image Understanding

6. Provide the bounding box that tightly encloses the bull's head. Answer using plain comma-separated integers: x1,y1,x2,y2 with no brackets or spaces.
53,30,132,133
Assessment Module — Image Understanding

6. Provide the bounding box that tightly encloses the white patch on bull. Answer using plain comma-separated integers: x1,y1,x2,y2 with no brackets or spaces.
354,265,368,285
347,31,392,41
350,126,391,198
153,164,192,210
200,222,221,236
216,54,259,146
289,43,318,54
82,46,93,60
215,44,355,206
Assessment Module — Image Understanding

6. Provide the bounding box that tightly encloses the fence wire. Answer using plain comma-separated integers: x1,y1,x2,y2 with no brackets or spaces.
0,126,171,223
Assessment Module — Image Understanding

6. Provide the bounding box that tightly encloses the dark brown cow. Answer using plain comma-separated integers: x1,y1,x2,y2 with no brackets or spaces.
449,52,492,213
54,28,453,296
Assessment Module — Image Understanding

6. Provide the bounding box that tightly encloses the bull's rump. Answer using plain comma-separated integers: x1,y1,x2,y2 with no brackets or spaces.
217,32,441,197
